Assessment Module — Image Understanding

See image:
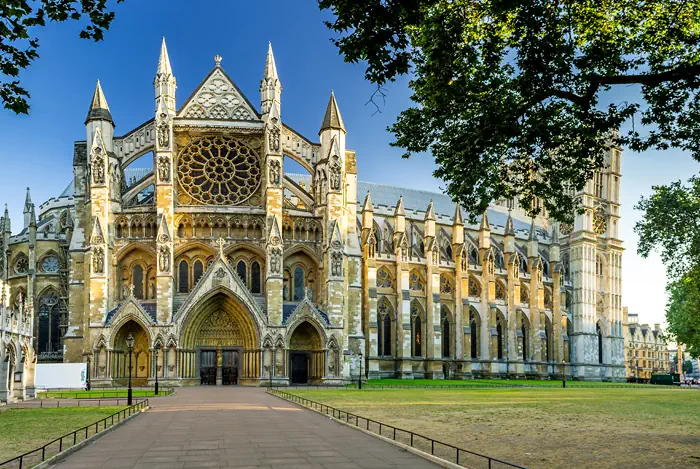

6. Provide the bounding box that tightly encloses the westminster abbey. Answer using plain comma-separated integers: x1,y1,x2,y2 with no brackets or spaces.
0,39,626,396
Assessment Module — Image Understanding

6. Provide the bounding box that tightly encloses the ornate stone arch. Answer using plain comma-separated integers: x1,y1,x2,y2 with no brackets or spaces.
286,314,327,349
108,299,155,348
114,242,157,262
92,334,108,351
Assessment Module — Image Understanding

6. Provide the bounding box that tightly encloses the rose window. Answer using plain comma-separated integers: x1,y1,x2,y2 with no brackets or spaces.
177,136,261,205
41,256,61,273
14,257,28,275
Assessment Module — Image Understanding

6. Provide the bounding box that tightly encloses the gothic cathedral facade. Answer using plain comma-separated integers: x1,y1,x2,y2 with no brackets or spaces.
0,40,626,393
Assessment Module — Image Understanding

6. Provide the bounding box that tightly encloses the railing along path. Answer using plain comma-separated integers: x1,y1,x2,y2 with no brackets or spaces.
268,388,527,469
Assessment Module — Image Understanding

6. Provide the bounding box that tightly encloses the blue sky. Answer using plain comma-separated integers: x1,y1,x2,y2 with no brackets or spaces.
0,0,695,327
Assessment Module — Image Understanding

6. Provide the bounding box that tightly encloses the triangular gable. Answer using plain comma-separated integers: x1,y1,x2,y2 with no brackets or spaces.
284,297,331,328
178,66,260,121
173,253,266,327
106,296,155,327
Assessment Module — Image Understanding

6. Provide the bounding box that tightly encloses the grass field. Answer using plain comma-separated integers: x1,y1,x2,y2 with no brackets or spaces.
0,406,123,463
37,389,164,398
355,378,649,388
289,387,700,469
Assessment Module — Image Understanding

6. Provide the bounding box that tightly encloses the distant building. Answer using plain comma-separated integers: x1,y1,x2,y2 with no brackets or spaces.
623,308,669,382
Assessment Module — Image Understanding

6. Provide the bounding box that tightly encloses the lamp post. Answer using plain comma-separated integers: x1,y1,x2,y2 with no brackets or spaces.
126,332,135,406
358,351,363,390
562,359,566,389
84,353,91,391
154,344,159,396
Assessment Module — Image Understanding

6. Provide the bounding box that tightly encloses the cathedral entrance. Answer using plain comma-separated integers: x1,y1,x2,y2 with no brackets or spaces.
180,291,261,385
288,321,325,385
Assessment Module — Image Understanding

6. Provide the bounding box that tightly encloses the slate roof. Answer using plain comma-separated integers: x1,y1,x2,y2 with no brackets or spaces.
104,300,157,325
282,302,331,326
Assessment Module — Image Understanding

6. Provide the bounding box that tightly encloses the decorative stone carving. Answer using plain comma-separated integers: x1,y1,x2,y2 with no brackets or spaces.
180,68,257,121
159,245,170,272
268,127,280,153
331,251,343,277
270,247,281,274
157,155,171,183
14,256,28,275
92,246,104,273
91,147,105,184
157,114,170,148
268,159,280,185
329,156,341,191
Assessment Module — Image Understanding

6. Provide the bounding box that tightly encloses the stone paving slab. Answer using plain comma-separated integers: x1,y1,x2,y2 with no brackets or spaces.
49,387,441,469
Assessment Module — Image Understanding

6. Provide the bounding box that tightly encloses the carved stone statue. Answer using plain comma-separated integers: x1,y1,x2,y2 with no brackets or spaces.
91,148,105,184
270,247,281,274
329,158,341,191
92,246,104,273
157,115,170,148
159,245,170,272
157,156,170,183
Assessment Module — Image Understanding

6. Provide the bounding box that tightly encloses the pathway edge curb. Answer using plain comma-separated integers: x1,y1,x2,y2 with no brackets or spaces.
36,406,150,469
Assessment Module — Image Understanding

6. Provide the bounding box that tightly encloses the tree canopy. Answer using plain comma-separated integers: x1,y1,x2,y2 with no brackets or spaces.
0,0,123,114
319,0,700,222
636,177,700,357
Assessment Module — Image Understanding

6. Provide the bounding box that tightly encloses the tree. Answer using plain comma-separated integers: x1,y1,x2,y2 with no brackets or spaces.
635,177,700,358
683,359,694,374
319,0,700,221
0,0,123,114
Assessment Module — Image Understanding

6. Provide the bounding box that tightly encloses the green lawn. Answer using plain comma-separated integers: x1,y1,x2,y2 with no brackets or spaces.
0,407,124,464
288,387,700,469
355,378,649,388
38,389,165,399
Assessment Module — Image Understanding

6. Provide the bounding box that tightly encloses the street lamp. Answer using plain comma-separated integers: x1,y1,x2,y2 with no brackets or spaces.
126,332,135,406
562,360,567,388
358,351,363,390
84,353,91,391
153,344,159,396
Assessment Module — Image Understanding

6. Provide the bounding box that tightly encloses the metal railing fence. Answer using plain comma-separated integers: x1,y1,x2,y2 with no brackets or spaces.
268,388,527,469
35,388,173,399
0,399,149,469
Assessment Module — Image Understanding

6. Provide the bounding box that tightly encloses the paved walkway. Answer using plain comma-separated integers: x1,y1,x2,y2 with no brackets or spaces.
50,387,440,469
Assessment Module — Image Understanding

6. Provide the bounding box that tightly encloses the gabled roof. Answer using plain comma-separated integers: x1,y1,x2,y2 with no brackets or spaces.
177,63,260,121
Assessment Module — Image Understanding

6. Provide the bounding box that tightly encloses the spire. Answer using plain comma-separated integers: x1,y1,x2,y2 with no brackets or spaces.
3,205,10,233
264,42,279,80
551,223,560,244
528,218,538,241
23,187,32,213
424,200,436,221
480,210,490,230
362,191,374,212
156,37,173,77
505,210,515,236
320,91,346,133
453,201,463,225
394,196,406,216
85,80,113,125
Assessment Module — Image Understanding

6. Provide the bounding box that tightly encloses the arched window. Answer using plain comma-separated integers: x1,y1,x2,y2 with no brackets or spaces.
468,246,478,266
441,306,450,358
236,260,247,285
521,318,528,361
376,267,393,288
132,265,144,299
410,301,423,357
293,266,305,301
597,323,604,364
409,270,424,292
497,318,504,360
251,261,261,294
470,311,479,359
377,299,392,357
178,260,189,293
193,260,204,286
38,292,61,353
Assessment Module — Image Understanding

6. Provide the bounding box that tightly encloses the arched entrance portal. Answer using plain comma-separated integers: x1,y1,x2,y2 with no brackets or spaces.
112,320,150,386
180,292,260,385
289,321,324,385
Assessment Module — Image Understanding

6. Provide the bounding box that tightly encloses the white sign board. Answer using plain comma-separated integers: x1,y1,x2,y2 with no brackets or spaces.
35,363,87,389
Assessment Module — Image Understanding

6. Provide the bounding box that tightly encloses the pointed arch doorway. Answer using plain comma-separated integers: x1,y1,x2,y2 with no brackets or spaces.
180,291,261,385
288,321,325,385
